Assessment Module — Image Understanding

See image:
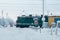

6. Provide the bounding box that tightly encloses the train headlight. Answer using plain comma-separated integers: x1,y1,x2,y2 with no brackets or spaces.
42,17,45,22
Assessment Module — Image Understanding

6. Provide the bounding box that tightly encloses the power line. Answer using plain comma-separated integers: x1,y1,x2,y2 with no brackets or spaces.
48,4,60,5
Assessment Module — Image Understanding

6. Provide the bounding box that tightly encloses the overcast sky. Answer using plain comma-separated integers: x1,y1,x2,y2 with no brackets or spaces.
0,0,60,21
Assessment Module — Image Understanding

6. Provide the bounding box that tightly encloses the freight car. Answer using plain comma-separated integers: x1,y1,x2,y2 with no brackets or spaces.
16,15,48,28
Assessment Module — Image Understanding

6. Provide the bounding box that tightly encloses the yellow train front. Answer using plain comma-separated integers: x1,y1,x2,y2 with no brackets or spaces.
48,16,60,28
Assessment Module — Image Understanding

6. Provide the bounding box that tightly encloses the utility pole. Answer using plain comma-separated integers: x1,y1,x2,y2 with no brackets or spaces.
6,13,8,18
42,0,45,27
43,0,44,17
40,0,45,33
2,10,3,18
1,10,4,26
51,13,52,16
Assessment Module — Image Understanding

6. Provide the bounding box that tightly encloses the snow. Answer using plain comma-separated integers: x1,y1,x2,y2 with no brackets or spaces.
0,17,15,27
0,27,60,40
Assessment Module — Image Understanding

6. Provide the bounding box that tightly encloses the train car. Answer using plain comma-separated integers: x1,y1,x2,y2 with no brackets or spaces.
16,15,48,28
16,15,33,28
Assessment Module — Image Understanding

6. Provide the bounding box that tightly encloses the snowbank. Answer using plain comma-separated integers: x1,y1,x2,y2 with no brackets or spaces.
0,27,60,40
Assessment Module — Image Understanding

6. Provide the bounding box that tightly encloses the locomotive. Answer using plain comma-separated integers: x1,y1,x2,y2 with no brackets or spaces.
16,15,48,28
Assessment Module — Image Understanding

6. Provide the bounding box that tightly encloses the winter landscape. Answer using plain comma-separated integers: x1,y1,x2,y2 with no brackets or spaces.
0,0,60,40
0,26,60,40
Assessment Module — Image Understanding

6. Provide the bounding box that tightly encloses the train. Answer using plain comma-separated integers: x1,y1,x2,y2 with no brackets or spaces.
16,15,48,28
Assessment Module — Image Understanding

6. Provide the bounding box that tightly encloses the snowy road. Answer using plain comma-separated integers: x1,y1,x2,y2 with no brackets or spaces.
0,27,60,40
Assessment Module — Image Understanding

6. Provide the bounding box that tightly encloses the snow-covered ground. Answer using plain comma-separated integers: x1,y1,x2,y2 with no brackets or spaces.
0,26,60,40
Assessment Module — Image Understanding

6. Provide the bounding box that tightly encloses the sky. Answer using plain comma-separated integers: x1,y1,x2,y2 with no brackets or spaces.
0,0,60,21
